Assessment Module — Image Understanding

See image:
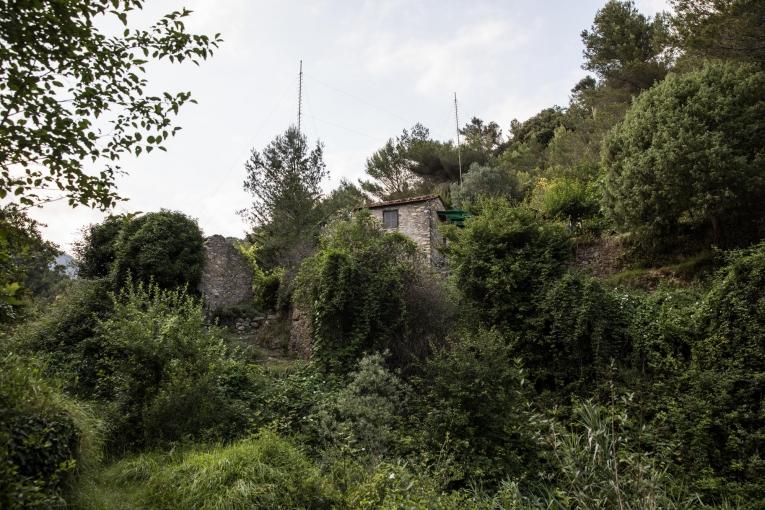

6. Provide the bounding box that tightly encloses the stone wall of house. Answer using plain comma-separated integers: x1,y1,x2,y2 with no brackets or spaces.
369,198,444,265
198,235,253,314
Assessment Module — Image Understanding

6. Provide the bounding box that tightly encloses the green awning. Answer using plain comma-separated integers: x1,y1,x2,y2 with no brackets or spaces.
437,209,471,227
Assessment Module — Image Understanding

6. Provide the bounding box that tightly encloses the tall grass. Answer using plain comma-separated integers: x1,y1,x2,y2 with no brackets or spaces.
75,431,339,510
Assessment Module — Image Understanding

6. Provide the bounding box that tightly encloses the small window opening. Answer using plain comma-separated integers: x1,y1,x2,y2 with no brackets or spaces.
383,209,398,229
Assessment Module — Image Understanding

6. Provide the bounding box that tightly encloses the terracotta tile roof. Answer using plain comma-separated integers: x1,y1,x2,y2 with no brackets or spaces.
363,194,443,209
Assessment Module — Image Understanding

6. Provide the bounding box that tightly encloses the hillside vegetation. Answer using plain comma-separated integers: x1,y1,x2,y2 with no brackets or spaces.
2,1,765,508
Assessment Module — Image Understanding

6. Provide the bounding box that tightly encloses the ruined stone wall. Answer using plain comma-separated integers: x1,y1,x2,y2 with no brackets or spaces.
198,235,253,314
369,198,444,265
288,306,312,359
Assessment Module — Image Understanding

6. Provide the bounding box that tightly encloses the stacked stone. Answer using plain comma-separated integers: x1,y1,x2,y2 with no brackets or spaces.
234,316,264,333
233,314,279,334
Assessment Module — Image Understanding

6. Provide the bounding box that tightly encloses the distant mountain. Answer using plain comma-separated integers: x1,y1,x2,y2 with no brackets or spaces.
54,253,78,278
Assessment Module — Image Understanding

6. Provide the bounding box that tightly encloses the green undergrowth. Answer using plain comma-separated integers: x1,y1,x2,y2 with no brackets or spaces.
74,431,340,510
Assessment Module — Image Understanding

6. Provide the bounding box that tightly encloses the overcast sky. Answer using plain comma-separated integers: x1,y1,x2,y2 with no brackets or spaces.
27,0,669,252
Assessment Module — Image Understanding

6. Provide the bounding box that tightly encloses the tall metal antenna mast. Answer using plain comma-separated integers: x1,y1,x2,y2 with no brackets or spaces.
454,92,462,185
297,60,303,133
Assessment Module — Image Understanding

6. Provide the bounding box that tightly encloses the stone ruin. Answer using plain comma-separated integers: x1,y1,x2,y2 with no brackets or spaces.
198,235,253,314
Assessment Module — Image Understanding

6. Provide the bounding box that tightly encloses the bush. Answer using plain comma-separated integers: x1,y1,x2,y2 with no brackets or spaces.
74,215,127,279
450,163,532,208
527,272,630,399
261,361,339,438
0,353,101,510
295,212,427,372
530,177,600,222
236,241,284,311
602,61,765,252
91,282,267,452
668,243,765,506
414,329,541,484
541,401,702,509
16,278,113,396
307,353,412,460
447,199,571,331
111,210,205,291
0,205,63,323
346,461,474,509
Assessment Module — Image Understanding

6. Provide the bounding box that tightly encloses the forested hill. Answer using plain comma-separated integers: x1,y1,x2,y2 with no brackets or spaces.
2,1,764,509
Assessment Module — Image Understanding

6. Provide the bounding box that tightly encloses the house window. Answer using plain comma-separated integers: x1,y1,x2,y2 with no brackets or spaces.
382,209,398,229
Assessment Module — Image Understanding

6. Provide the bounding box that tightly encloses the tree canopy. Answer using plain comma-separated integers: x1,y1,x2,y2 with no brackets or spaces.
581,0,672,90
242,126,327,270
602,60,765,251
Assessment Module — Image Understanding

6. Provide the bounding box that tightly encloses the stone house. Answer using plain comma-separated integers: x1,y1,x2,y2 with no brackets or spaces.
365,194,447,266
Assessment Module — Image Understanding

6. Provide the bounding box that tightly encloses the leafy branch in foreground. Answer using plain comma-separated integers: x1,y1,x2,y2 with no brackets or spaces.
0,0,222,208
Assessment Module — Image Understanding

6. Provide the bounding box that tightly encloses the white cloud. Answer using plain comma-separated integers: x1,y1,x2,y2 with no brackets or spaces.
357,18,534,95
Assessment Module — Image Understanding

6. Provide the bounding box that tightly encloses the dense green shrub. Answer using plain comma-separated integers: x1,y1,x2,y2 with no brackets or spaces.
414,329,541,484
447,199,571,330
625,287,698,380
668,243,765,506
236,241,284,311
0,353,101,510
530,177,600,222
602,61,765,251
346,461,475,509
296,212,434,371
308,353,411,460
91,282,266,452
17,278,113,396
450,162,532,208
74,215,128,279
111,210,205,290
0,205,62,323
527,272,630,399
262,361,339,438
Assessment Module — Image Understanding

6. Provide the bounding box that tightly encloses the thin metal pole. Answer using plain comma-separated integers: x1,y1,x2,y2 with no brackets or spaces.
297,60,303,133
454,92,462,186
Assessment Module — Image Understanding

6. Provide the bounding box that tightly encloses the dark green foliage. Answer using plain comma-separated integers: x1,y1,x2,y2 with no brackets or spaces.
542,401,699,509
243,126,327,272
295,212,426,372
528,272,629,398
531,177,601,222
263,362,339,438
509,106,568,148
308,353,411,459
0,1,221,208
317,179,366,219
447,199,571,330
602,61,765,252
672,0,765,66
626,287,698,380
18,278,113,396
0,353,101,510
450,163,532,209
581,0,671,91
360,125,429,200
675,243,765,505
111,210,205,291
91,282,265,452
74,215,128,279
414,329,541,484
460,117,504,156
